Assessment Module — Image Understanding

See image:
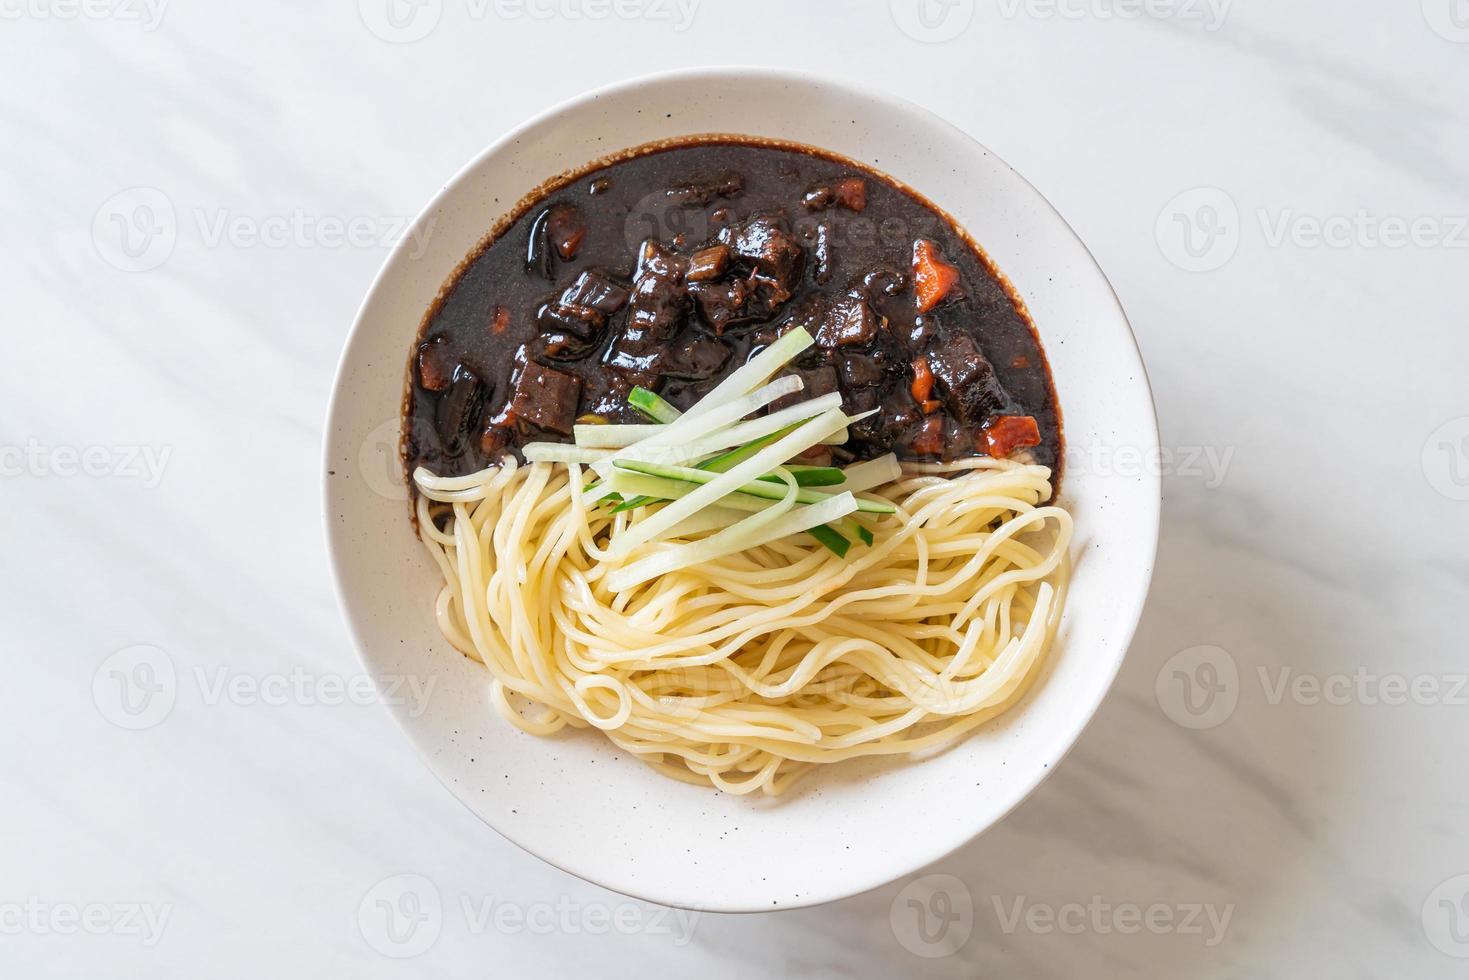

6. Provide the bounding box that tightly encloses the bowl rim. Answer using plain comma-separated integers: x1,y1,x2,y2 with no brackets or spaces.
323,64,1161,912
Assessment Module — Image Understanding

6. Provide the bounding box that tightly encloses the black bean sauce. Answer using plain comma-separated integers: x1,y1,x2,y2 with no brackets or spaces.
404,139,1062,494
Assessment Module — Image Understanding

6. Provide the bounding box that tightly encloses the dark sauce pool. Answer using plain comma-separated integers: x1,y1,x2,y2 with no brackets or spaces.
404,137,1062,496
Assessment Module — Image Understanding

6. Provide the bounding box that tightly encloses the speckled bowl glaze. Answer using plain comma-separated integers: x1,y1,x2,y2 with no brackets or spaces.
323,67,1159,912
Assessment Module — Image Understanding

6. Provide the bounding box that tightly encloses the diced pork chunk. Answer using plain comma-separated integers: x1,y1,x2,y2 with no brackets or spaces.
688,278,750,334
803,177,867,213
663,335,731,380
626,240,689,342
508,360,583,435
417,338,456,392
927,331,1009,425
685,245,731,283
724,212,804,292
559,269,630,314
815,294,880,348
837,352,884,389
536,300,603,340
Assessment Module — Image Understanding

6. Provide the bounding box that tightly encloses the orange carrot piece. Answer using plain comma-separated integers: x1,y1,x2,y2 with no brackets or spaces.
911,356,934,403
979,416,1041,458
912,239,960,313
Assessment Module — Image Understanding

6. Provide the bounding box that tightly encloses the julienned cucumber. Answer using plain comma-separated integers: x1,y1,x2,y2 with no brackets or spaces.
609,430,833,513
756,466,843,488
805,523,851,557
612,460,897,515
628,386,682,424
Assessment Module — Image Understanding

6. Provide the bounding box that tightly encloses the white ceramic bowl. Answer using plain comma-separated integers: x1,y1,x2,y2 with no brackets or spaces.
324,67,1159,912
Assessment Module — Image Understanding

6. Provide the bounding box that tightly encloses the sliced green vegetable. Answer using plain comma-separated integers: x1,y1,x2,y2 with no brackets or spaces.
612,459,897,515
628,386,682,424
679,327,814,420
591,375,804,479
607,407,853,557
837,517,875,546
805,523,851,557
759,465,843,488
606,489,857,591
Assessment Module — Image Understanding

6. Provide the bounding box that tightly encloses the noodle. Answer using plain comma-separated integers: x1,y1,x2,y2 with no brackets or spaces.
413,456,1071,796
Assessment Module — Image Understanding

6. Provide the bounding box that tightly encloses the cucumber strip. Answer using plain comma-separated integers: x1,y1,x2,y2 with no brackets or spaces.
613,472,864,554
589,374,804,478
660,393,843,464
522,443,617,464
759,466,843,488
612,458,898,515
628,386,682,424
805,523,851,557
609,425,796,513
699,428,790,473
607,406,851,557
607,490,857,591
575,391,841,452
678,327,814,420
837,517,876,547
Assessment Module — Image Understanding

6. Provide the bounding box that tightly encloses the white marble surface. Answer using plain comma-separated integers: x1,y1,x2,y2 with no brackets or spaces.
4,1,1467,975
